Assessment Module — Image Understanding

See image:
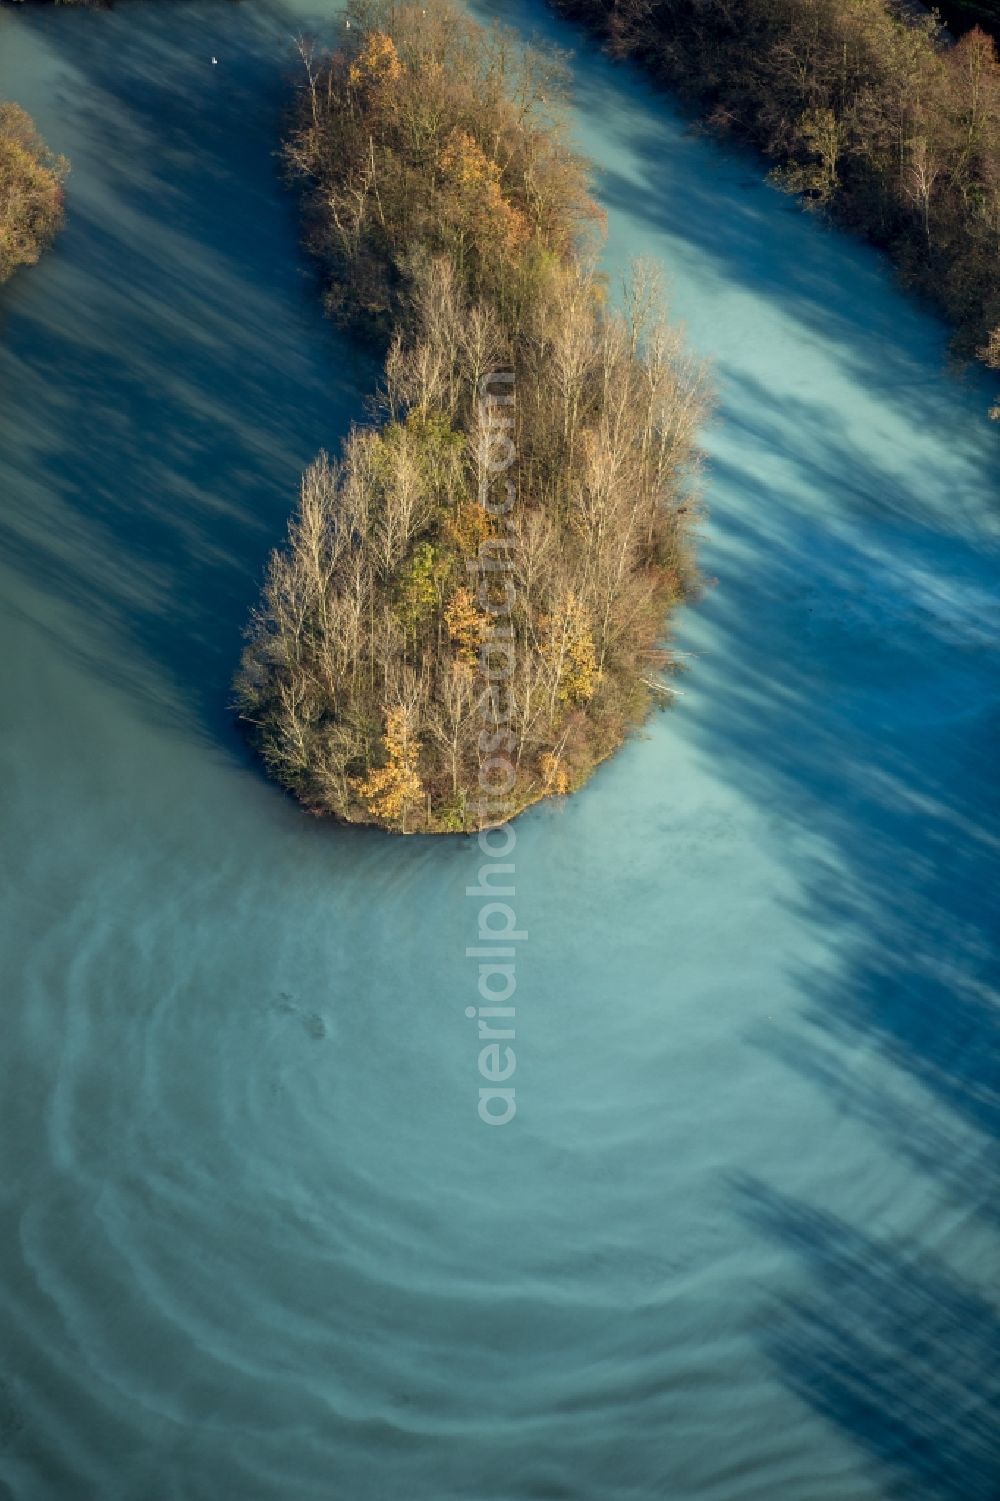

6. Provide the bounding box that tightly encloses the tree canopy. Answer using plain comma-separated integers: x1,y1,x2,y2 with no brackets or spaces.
555,0,1000,408
235,0,708,832
0,102,66,285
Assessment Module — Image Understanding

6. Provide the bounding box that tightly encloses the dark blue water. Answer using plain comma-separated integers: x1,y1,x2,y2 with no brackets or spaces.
1,3,998,1497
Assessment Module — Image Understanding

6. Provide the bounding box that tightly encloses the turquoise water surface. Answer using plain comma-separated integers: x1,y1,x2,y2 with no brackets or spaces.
1,3,998,1497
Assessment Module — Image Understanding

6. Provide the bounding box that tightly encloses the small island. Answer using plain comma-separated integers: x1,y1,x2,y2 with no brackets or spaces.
236,0,708,833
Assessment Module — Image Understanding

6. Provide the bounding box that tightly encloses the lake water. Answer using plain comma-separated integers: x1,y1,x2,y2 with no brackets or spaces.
1,3,998,1497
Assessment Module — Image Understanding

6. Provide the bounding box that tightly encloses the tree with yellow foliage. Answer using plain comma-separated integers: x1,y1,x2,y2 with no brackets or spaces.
437,128,530,268
545,591,601,711
347,31,403,94
0,103,67,285
351,705,424,828
538,750,571,796
444,586,489,667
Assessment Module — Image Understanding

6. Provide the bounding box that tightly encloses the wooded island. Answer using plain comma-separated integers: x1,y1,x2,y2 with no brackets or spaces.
236,0,708,833
553,0,1000,405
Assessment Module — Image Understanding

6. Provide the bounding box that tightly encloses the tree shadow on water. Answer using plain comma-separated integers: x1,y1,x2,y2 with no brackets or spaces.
733,1178,1000,1500
690,365,1000,1218
478,6,1000,1492
0,0,364,755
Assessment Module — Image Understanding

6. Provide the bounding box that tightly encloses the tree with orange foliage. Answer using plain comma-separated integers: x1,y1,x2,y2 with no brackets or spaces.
347,31,403,93
351,705,424,828
437,127,530,269
444,586,489,667
0,102,67,285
